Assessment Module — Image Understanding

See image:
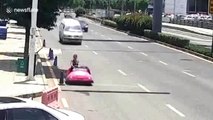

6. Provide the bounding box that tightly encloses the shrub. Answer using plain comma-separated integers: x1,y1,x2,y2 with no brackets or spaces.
114,14,152,35
75,7,86,17
159,33,189,48
143,29,189,48
101,19,117,28
144,29,159,40
186,44,212,57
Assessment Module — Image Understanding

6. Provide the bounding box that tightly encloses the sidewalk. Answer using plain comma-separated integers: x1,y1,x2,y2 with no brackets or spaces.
162,22,212,37
0,25,48,97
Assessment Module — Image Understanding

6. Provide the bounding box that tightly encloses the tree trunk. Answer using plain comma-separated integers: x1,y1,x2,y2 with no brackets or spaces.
24,26,30,59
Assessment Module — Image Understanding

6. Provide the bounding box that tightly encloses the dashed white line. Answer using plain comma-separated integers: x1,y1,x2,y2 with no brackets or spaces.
117,42,121,44
90,30,94,32
182,71,196,77
84,45,89,48
137,83,151,92
101,34,105,37
61,98,69,108
92,51,98,55
140,52,148,56
127,46,134,49
166,104,185,117
159,60,168,65
117,69,127,76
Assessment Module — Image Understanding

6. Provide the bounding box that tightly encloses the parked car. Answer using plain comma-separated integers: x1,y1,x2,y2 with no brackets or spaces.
0,97,85,120
183,15,194,20
59,18,83,44
78,20,88,32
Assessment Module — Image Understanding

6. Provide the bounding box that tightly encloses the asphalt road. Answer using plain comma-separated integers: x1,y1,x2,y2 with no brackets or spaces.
162,27,212,46
40,15,213,120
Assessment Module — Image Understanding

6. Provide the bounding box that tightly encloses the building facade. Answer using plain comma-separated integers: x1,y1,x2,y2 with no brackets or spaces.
150,0,209,15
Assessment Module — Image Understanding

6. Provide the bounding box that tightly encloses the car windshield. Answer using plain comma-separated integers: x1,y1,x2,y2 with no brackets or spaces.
65,26,81,31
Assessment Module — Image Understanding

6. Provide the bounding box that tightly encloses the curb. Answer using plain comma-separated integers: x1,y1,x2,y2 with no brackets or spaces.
162,24,212,37
16,91,43,98
85,17,213,62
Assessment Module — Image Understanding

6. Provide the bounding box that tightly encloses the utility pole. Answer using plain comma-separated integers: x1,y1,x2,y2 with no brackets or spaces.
173,0,176,15
209,0,213,56
28,0,38,80
152,0,163,33
121,0,124,15
134,0,136,12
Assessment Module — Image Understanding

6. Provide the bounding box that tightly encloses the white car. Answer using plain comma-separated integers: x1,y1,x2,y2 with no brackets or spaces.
59,18,83,44
0,97,85,120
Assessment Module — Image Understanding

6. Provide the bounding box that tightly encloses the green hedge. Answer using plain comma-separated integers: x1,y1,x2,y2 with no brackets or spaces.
101,19,117,28
144,30,189,48
114,13,152,35
186,44,212,57
75,7,86,17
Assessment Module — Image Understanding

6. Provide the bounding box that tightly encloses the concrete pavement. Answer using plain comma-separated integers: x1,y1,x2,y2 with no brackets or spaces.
39,16,213,120
0,25,48,98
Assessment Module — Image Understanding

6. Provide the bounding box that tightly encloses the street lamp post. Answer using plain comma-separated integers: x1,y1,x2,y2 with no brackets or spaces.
28,0,38,80
174,0,176,15
152,0,163,33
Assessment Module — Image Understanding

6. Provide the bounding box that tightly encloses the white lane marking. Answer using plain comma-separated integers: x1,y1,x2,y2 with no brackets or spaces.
94,32,98,34
84,45,89,48
182,71,196,77
166,104,186,117
101,34,105,37
137,84,151,92
127,46,134,49
92,51,98,55
117,69,127,76
159,60,168,65
90,30,94,32
140,52,148,56
61,98,69,108
117,42,121,44
155,43,213,64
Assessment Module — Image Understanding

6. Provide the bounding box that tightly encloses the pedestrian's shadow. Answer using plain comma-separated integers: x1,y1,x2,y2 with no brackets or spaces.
0,59,17,72
0,52,23,57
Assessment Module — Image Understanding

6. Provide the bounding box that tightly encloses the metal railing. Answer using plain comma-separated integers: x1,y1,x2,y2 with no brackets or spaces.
162,18,213,29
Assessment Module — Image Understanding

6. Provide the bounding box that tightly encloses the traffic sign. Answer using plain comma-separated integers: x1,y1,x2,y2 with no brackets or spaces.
209,0,213,14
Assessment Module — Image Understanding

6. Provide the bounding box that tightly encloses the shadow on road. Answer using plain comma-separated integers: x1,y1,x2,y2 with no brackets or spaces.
0,52,23,57
40,57,65,79
7,32,25,35
62,89,170,95
0,59,17,72
82,39,154,43
7,37,24,40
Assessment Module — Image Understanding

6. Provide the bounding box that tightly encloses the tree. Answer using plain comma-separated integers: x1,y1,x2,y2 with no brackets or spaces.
3,0,63,58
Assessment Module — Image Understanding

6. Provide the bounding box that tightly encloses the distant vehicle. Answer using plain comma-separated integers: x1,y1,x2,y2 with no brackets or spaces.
65,66,93,85
183,15,194,20
59,18,83,44
0,97,85,120
79,20,88,32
